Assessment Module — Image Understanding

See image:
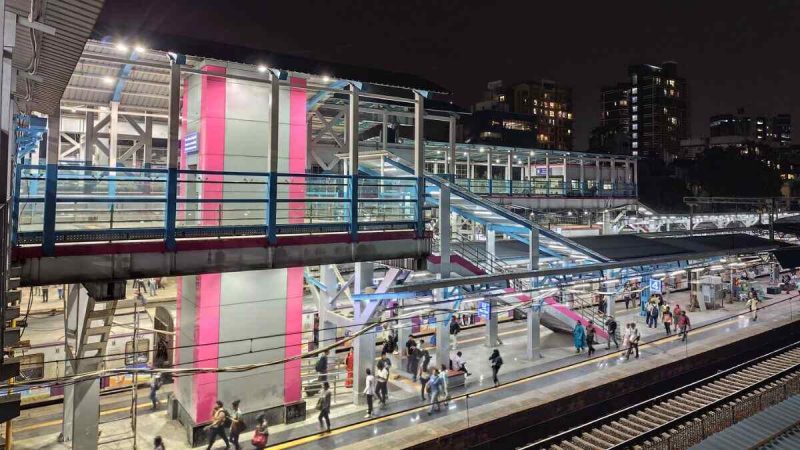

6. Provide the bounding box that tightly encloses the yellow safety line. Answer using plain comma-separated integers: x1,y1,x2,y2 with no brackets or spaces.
270,318,739,449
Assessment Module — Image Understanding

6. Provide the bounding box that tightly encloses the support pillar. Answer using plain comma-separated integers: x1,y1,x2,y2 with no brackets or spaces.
526,303,541,359
485,298,499,347
544,155,550,195
348,84,359,240
109,101,119,169
143,116,153,168
164,59,181,251
486,228,496,256
579,157,585,195
447,116,456,179
381,111,388,152
595,156,601,189
436,184,452,367
529,228,539,270
319,265,338,349
352,262,375,406
42,113,59,255
414,91,425,237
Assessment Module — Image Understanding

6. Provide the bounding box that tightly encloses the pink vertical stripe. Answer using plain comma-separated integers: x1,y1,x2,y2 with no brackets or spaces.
194,273,222,422
284,77,308,403
199,66,227,225
192,65,226,421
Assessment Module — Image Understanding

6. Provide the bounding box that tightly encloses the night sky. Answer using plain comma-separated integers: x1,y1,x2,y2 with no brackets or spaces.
96,0,800,149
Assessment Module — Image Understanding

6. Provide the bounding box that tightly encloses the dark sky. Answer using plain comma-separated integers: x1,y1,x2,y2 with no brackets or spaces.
96,0,800,149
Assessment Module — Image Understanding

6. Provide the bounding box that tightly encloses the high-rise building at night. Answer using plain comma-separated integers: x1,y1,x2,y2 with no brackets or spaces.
709,110,791,148
470,79,574,150
590,83,631,154
599,62,689,159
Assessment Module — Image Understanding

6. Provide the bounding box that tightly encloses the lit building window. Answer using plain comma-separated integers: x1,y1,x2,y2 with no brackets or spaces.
632,132,638,139
667,79,675,87
632,106,638,113
631,87,638,94
632,141,639,149
567,113,573,119
632,96,638,103
632,114,638,122
498,95,505,101
502,119,532,131
632,123,638,131
669,117,678,125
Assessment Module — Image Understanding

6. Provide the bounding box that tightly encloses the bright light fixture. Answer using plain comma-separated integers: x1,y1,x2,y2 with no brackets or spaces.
257,65,268,73
116,43,129,52
322,75,331,82
134,44,146,53
102,76,114,85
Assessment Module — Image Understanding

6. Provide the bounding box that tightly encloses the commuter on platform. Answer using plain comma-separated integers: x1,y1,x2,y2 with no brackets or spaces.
405,337,418,379
149,278,158,297
489,349,503,386
648,301,660,328
317,382,332,432
345,348,354,388
439,363,450,404
586,321,597,357
673,304,682,319
622,322,632,354
573,321,586,353
662,306,673,336
418,365,431,401
251,414,269,449
149,373,162,409
625,323,640,360
426,368,444,415
623,293,631,310
449,317,461,349
375,360,389,406
153,436,165,450
363,368,376,418
315,351,328,383
42,286,48,303
379,350,392,372
452,351,471,376
57,285,64,300
677,311,691,342
229,399,244,450
419,340,431,373
746,296,759,321
605,316,619,349
205,400,230,450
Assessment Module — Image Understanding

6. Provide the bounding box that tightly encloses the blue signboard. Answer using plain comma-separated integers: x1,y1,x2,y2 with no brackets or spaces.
536,167,549,176
184,131,198,155
478,300,492,319
649,278,663,295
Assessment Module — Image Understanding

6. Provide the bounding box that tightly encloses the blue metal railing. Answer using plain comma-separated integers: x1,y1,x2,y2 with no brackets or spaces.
12,164,424,256
452,177,637,198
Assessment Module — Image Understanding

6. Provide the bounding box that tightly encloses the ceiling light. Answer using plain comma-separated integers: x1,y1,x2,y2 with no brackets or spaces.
116,43,129,52
257,65,268,73
134,44,146,53
102,76,114,85
479,147,485,153
322,75,330,82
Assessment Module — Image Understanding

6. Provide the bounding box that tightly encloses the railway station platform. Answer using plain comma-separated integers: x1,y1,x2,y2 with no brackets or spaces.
9,279,800,449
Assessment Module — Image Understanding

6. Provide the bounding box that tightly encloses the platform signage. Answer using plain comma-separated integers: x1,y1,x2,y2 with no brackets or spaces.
184,131,198,155
649,279,663,294
536,167,549,176
478,300,492,319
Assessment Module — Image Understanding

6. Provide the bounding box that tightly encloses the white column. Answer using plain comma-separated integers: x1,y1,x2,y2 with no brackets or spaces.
448,116,456,176
486,228,496,255
352,262,375,405
381,111,388,152
487,148,493,180
467,152,472,178
414,92,425,176
348,84,359,175
109,101,119,169
579,157,585,194
506,150,512,181
595,157,601,186
485,297,499,347
268,72,280,173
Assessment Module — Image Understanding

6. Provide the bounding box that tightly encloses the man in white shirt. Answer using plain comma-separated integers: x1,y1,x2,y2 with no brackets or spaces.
363,368,376,418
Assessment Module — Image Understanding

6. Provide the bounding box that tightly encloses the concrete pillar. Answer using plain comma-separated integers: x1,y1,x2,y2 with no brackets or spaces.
438,184,451,275
526,303,541,359
486,228,496,256
545,154,550,195
448,116,456,177
83,111,95,166
109,101,119,168
143,116,153,168
487,148,493,180
382,111,388,152
397,314,411,369
352,262,375,405
268,71,280,173
506,150,512,181
595,157,601,186
529,228,539,271
579,157,585,195
485,298,499,347
42,112,60,255
467,152,472,178
414,91,425,236
319,265,338,348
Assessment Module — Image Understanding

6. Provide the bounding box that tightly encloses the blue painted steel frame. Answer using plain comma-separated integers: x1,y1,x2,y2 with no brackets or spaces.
12,164,424,250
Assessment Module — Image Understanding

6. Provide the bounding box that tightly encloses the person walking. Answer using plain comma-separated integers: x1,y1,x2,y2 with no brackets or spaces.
149,373,162,409
149,278,158,297
375,360,389,407
605,316,619,349
623,293,631,310
650,300,659,328
439,363,450,405
205,401,230,450
418,365,431,401
426,369,443,415
449,317,461,349
586,321,597,357
344,348,354,388
625,323,640,360
363,368,376,418
153,436,166,450
317,382,332,432
229,400,244,450
573,321,586,353
677,311,691,342
41,286,48,303
622,322,632,355
315,351,328,383
57,285,64,300
406,337,419,380
251,414,269,449
746,296,759,321
662,306,673,336
489,349,503,386
419,340,431,373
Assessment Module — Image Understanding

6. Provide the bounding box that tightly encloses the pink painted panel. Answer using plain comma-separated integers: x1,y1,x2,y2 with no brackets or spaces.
284,77,308,403
199,66,227,225
193,273,221,422
287,77,308,222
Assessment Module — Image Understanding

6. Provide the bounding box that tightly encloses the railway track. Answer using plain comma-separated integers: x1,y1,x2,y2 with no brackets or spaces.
524,343,800,450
